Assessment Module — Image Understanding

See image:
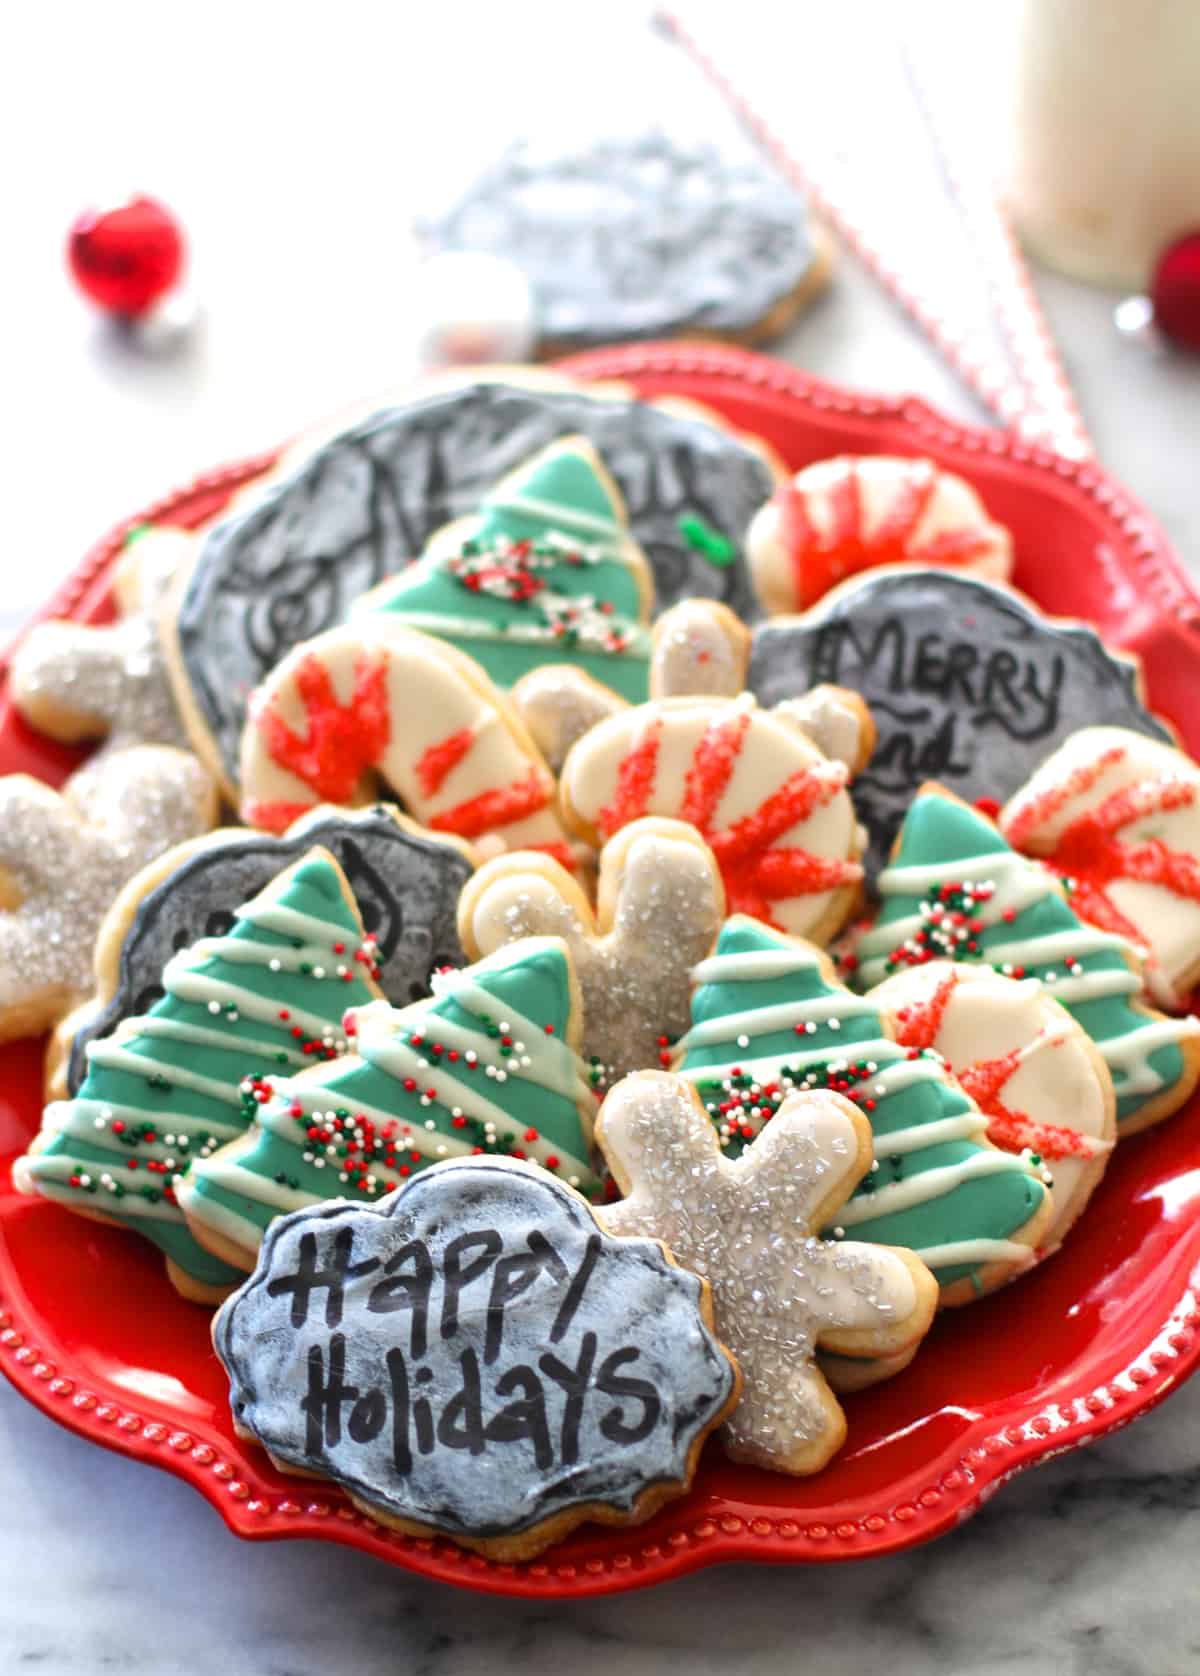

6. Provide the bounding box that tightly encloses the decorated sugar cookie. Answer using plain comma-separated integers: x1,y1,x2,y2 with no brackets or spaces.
11,525,194,759
179,936,602,1272
1000,726,1200,1010
238,620,574,865
361,437,654,704
676,916,1052,1308
509,665,626,775
870,962,1115,1250
15,850,384,1301
747,570,1174,877
0,747,216,1043
458,819,725,1088
747,455,1013,615
559,692,863,944
426,131,828,353
213,1157,740,1559
852,788,1200,1134
51,804,476,1100
598,1072,937,1473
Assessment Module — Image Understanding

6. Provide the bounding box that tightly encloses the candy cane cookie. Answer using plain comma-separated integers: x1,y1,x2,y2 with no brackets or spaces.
1001,727,1200,1011
239,620,575,865
853,786,1200,1135
870,962,1115,1250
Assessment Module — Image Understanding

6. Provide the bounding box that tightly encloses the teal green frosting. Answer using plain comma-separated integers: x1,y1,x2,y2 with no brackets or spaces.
183,938,600,1257
679,916,1047,1292
854,794,1191,1128
368,442,651,701
19,854,381,1290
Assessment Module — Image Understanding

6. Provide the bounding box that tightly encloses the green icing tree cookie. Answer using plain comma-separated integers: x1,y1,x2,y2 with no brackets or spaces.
676,914,1050,1300
179,935,601,1269
852,791,1200,1133
16,850,383,1300
364,436,653,701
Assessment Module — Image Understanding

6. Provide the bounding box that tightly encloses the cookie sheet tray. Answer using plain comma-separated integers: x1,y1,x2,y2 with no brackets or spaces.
2,343,1199,1597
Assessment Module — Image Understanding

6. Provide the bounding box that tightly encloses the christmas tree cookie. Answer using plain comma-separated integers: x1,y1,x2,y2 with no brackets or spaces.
178,936,601,1271
675,915,1052,1310
362,436,653,702
14,849,384,1302
852,788,1200,1134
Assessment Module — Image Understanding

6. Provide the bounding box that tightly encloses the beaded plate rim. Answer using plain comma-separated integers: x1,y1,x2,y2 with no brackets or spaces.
3,341,1200,1598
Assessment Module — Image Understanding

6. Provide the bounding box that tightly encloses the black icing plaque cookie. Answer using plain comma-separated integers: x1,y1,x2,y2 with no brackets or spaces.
213,1158,738,1560
747,570,1174,879
175,379,776,783
66,806,473,1094
427,133,825,352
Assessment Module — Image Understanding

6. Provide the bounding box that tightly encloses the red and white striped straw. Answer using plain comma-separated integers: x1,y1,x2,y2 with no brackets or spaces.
658,8,1093,460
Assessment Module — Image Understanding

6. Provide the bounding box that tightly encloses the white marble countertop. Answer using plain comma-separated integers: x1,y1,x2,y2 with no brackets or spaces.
4,5,1200,1672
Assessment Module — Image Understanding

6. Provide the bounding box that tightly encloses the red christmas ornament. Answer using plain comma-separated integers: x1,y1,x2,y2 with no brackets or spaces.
1150,230,1200,353
67,195,184,317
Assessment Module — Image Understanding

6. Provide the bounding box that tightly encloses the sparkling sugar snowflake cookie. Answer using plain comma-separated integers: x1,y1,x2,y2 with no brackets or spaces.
597,1072,937,1474
457,817,725,1088
0,746,216,1042
10,525,195,759
1000,726,1200,1012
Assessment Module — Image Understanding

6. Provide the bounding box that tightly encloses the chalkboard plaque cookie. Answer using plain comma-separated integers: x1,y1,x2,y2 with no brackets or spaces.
747,569,1174,879
58,805,474,1097
425,132,829,354
213,1157,740,1560
168,376,779,790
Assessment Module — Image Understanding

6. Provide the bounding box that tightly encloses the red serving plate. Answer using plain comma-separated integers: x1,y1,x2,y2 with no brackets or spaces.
3,343,1200,1598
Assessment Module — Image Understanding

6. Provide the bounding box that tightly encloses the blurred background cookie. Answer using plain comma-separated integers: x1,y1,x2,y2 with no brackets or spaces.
422,131,830,354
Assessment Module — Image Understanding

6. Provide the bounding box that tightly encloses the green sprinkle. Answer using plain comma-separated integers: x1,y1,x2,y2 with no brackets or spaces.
678,513,736,567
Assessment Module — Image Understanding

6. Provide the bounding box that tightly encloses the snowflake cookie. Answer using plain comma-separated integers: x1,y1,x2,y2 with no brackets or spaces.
597,1071,938,1474
11,526,194,758
0,745,216,1042
457,817,725,1087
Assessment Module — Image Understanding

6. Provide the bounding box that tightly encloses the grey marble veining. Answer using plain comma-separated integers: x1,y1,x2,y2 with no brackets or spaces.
3,1364,1199,1676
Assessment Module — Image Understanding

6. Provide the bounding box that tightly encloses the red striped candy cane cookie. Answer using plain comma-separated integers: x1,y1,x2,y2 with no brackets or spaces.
1000,727,1200,1012
560,692,863,944
747,455,1013,615
870,961,1115,1252
239,621,574,865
